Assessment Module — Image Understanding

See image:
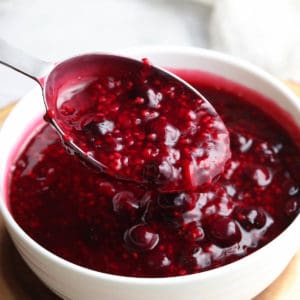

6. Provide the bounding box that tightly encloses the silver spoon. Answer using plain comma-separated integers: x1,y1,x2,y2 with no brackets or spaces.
0,38,230,192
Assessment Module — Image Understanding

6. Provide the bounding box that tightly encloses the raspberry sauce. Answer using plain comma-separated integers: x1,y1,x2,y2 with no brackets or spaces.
8,71,300,277
49,56,230,193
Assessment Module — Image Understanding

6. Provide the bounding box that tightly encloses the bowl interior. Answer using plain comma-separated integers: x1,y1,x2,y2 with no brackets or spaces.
1,47,300,291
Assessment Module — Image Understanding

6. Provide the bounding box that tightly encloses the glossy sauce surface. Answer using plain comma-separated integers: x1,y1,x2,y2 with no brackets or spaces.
52,57,230,192
9,71,300,277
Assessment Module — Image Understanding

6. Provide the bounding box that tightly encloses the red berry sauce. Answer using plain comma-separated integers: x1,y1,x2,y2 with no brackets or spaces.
51,57,230,192
8,70,300,277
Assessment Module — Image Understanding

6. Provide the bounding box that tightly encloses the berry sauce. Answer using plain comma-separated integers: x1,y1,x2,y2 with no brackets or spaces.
51,57,230,193
8,71,300,278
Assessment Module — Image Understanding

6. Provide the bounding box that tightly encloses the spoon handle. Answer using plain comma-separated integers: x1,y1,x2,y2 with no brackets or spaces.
0,38,52,85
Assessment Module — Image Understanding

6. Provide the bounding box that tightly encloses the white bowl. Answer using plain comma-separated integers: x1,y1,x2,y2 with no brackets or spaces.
1,47,300,300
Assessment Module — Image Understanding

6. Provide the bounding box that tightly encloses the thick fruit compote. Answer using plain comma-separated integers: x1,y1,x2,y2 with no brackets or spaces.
9,71,300,277
52,58,230,192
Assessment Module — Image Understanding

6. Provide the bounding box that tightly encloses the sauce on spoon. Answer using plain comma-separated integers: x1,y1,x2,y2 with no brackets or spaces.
0,39,230,192
45,55,230,192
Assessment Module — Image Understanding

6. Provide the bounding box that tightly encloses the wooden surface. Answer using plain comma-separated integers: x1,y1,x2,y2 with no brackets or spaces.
0,82,300,299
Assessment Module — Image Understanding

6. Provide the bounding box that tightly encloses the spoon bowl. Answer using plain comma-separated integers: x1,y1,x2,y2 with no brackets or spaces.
0,40,230,192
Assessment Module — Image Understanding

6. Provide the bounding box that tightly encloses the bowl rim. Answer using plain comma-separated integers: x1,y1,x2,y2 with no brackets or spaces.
1,45,300,286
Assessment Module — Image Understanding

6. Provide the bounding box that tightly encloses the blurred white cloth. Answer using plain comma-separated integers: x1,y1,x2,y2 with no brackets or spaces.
210,0,300,81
